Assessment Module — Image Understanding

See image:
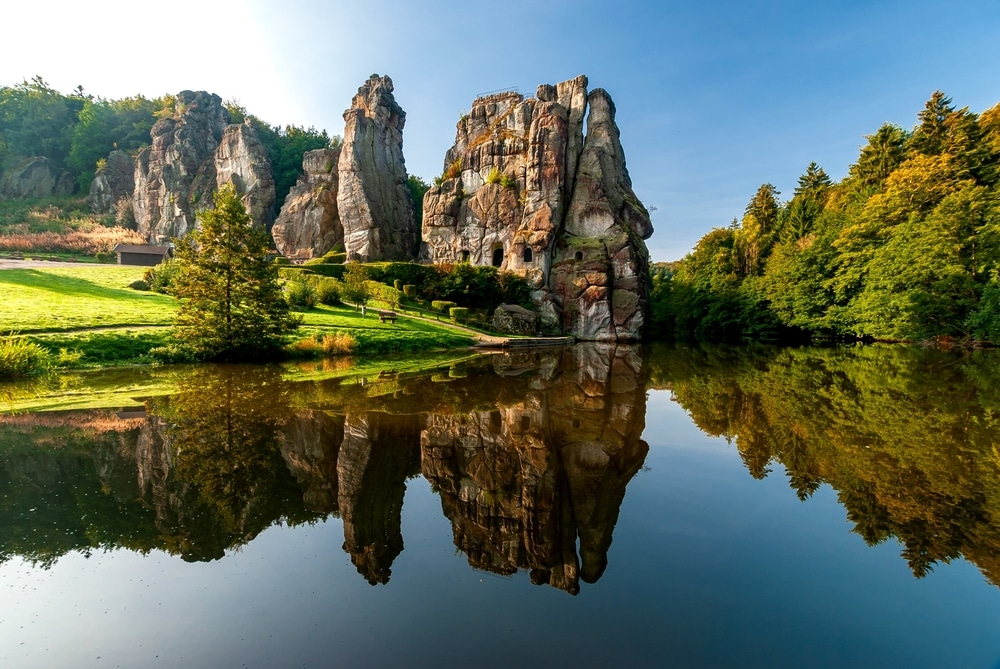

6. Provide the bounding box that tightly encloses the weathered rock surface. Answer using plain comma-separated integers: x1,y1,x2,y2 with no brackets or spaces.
132,91,274,243
336,75,417,261
87,150,134,214
492,304,539,335
0,156,74,199
271,148,342,261
420,76,653,341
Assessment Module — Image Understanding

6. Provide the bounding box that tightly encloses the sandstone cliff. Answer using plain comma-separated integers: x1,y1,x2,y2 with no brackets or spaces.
271,148,342,261
336,75,417,261
132,91,274,243
0,156,74,199
421,76,653,341
87,150,134,215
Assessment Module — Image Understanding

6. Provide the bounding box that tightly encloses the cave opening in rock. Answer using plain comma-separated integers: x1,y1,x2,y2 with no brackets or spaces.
575,251,583,261
492,247,503,267
461,250,470,263
523,247,533,263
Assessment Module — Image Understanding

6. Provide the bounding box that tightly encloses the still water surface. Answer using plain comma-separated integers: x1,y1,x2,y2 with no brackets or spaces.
1,343,1000,667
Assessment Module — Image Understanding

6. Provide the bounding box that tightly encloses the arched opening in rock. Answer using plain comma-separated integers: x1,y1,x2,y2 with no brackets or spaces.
520,416,531,430
575,251,583,261
523,247,533,263
491,247,503,267
461,250,470,263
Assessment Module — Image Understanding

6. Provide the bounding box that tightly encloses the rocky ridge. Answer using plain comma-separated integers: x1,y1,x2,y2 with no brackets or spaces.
131,91,274,243
421,76,653,341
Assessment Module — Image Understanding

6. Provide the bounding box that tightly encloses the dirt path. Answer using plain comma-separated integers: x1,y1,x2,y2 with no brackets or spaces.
0,258,103,270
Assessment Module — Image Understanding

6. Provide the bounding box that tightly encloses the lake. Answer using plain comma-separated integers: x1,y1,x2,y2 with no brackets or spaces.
1,342,999,668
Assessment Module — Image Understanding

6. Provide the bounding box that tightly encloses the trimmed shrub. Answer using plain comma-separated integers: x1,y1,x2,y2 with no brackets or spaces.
394,279,403,291
403,284,417,298
449,307,470,322
432,300,457,313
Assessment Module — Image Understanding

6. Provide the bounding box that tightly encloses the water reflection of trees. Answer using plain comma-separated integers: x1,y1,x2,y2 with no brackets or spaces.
650,342,1000,584
0,345,648,593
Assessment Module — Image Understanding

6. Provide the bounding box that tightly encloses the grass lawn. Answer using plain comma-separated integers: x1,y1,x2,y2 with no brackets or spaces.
0,266,474,369
0,266,177,332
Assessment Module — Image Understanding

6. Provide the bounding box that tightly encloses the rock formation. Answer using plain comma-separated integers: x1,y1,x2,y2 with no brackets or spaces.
271,148,342,261
0,156,74,199
132,91,274,243
336,75,418,261
420,76,653,341
87,150,134,215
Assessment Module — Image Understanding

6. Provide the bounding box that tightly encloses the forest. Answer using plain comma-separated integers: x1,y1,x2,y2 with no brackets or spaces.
0,76,333,209
651,92,1000,343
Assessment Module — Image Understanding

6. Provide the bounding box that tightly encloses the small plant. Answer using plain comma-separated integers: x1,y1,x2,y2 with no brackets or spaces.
500,173,516,189
143,258,181,294
442,158,463,181
0,335,52,379
286,281,317,309
315,278,341,305
322,331,356,356
486,167,502,184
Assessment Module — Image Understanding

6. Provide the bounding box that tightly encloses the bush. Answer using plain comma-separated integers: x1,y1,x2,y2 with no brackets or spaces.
403,284,417,298
432,300,457,313
143,258,181,294
272,256,292,266
314,278,341,305
449,307,469,322
286,281,317,309
394,279,403,291
128,279,151,291
0,335,52,379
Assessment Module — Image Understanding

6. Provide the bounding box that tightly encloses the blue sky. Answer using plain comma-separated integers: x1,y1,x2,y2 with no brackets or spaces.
2,0,998,261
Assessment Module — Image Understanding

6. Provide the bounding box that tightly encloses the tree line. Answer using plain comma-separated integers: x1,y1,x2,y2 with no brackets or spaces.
651,92,1000,343
0,77,333,209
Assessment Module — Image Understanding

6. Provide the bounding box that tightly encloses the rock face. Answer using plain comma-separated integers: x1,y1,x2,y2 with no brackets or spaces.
87,150,134,214
421,76,653,341
492,304,538,335
0,156,74,199
336,75,417,261
271,148,342,261
132,91,274,243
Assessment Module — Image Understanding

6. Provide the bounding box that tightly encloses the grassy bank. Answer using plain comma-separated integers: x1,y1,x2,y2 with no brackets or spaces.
0,265,474,373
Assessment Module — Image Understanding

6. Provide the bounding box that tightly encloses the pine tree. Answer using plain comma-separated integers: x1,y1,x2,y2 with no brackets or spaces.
172,183,299,360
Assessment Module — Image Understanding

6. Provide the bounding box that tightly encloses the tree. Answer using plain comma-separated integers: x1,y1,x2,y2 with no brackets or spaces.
340,262,372,311
407,175,431,224
172,184,299,360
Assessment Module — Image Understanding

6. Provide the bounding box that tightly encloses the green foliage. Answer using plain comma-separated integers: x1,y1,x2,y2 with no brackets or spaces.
659,91,1000,343
285,281,317,309
238,113,335,211
171,184,299,361
67,95,159,190
407,175,430,224
0,334,52,378
432,300,457,313
340,263,372,309
142,258,180,294
0,76,84,172
449,306,470,322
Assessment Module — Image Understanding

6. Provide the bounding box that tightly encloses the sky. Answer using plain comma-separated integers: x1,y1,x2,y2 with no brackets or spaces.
2,0,998,261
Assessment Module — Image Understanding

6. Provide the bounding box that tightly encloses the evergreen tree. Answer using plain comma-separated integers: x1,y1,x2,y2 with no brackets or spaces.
172,184,299,360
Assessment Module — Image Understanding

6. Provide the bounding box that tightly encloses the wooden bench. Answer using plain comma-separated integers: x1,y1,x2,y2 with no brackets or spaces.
378,310,397,323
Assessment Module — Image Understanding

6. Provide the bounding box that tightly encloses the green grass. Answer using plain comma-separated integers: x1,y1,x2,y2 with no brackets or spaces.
28,329,173,367
0,266,177,333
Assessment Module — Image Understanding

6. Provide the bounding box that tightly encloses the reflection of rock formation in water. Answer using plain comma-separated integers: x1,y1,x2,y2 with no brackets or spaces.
422,344,649,594
279,411,345,514
0,346,648,589
338,413,422,585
